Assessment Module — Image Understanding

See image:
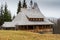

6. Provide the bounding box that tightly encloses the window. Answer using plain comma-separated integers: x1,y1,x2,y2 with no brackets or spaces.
33,18,35,21
29,18,44,21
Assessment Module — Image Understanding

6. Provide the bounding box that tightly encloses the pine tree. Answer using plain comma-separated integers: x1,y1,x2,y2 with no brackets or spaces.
4,3,12,22
30,0,33,7
7,11,12,21
0,5,4,26
23,0,27,8
17,1,21,14
0,5,3,16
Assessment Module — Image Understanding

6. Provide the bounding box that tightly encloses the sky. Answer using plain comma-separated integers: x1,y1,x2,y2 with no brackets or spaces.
0,0,60,18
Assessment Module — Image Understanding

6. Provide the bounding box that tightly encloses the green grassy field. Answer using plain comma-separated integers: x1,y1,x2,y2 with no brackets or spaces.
0,30,60,40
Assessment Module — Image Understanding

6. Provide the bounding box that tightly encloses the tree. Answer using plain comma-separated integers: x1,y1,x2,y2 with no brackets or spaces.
17,1,21,14
7,11,12,21
23,0,27,8
30,0,33,7
0,5,3,16
54,18,60,34
4,3,12,22
0,5,4,26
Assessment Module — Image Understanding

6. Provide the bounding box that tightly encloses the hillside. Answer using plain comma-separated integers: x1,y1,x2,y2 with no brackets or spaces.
0,30,60,40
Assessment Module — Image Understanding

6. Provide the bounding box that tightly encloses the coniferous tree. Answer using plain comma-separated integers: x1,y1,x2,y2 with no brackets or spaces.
4,3,12,22
23,0,27,8
30,0,33,7
17,1,21,14
0,5,3,16
7,11,12,21
0,5,4,26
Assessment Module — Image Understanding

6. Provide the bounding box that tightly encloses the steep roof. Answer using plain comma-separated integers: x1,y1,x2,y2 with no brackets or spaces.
12,11,53,26
21,8,45,18
2,22,15,27
21,2,45,18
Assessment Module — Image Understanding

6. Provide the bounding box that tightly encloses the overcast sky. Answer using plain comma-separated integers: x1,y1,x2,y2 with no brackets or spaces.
0,0,60,18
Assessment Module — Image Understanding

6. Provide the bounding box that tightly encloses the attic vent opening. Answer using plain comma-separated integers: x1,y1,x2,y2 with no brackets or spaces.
29,18,44,21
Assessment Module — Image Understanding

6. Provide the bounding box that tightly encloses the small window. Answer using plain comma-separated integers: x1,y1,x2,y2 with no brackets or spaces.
31,18,32,21
36,18,37,21
39,18,40,21
33,18,35,21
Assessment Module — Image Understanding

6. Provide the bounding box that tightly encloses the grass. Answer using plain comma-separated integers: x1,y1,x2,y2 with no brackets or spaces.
0,30,60,40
